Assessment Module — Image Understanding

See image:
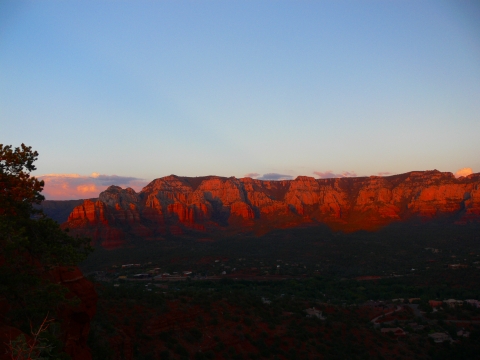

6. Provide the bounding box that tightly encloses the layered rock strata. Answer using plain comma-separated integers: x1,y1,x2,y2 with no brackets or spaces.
64,171,480,247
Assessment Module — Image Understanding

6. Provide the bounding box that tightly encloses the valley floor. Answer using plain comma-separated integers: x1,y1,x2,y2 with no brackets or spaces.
84,223,480,359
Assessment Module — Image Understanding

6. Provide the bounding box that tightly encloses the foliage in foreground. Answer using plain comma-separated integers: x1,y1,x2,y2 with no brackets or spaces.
0,143,93,358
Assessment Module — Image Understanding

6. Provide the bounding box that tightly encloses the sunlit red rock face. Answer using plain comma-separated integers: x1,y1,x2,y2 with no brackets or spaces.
64,170,480,248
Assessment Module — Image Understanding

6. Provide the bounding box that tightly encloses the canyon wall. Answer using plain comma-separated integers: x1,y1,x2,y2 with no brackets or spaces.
63,170,480,248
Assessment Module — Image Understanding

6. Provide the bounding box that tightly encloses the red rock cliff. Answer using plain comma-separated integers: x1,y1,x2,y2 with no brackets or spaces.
64,170,480,247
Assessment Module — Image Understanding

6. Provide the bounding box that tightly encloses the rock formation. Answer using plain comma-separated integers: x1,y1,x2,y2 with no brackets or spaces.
63,170,480,247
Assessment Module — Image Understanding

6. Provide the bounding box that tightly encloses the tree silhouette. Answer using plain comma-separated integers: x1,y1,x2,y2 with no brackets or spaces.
0,143,92,357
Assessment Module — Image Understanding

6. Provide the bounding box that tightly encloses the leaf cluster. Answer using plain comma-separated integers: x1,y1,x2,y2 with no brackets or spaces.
0,143,44,217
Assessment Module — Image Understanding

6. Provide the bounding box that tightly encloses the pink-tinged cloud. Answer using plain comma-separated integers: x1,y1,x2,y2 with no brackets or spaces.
455,167,473,178
244,172,260,178
377,172,391,176
38,173,149,200
77,184,98,193
313,170,357,179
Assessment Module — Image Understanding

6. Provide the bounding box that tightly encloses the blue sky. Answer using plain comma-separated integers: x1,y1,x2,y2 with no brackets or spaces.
1,1,479,199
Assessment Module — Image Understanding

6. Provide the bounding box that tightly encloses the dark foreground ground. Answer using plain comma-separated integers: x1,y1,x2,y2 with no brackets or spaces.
84,223,480,359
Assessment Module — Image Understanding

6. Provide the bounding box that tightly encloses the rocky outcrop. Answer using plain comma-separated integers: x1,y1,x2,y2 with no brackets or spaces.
63,170,480,247
36,199,87,223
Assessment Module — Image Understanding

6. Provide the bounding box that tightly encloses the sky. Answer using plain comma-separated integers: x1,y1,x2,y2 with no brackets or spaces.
1,1,479,200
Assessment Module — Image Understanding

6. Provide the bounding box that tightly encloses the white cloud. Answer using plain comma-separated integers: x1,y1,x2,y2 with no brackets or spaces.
455,167,473,178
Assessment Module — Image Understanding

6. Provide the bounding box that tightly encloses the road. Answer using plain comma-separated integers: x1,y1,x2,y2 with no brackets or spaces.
370,306,403,326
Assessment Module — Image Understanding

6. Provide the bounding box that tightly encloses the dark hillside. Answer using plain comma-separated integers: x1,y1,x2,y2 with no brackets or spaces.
36,199,97,223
